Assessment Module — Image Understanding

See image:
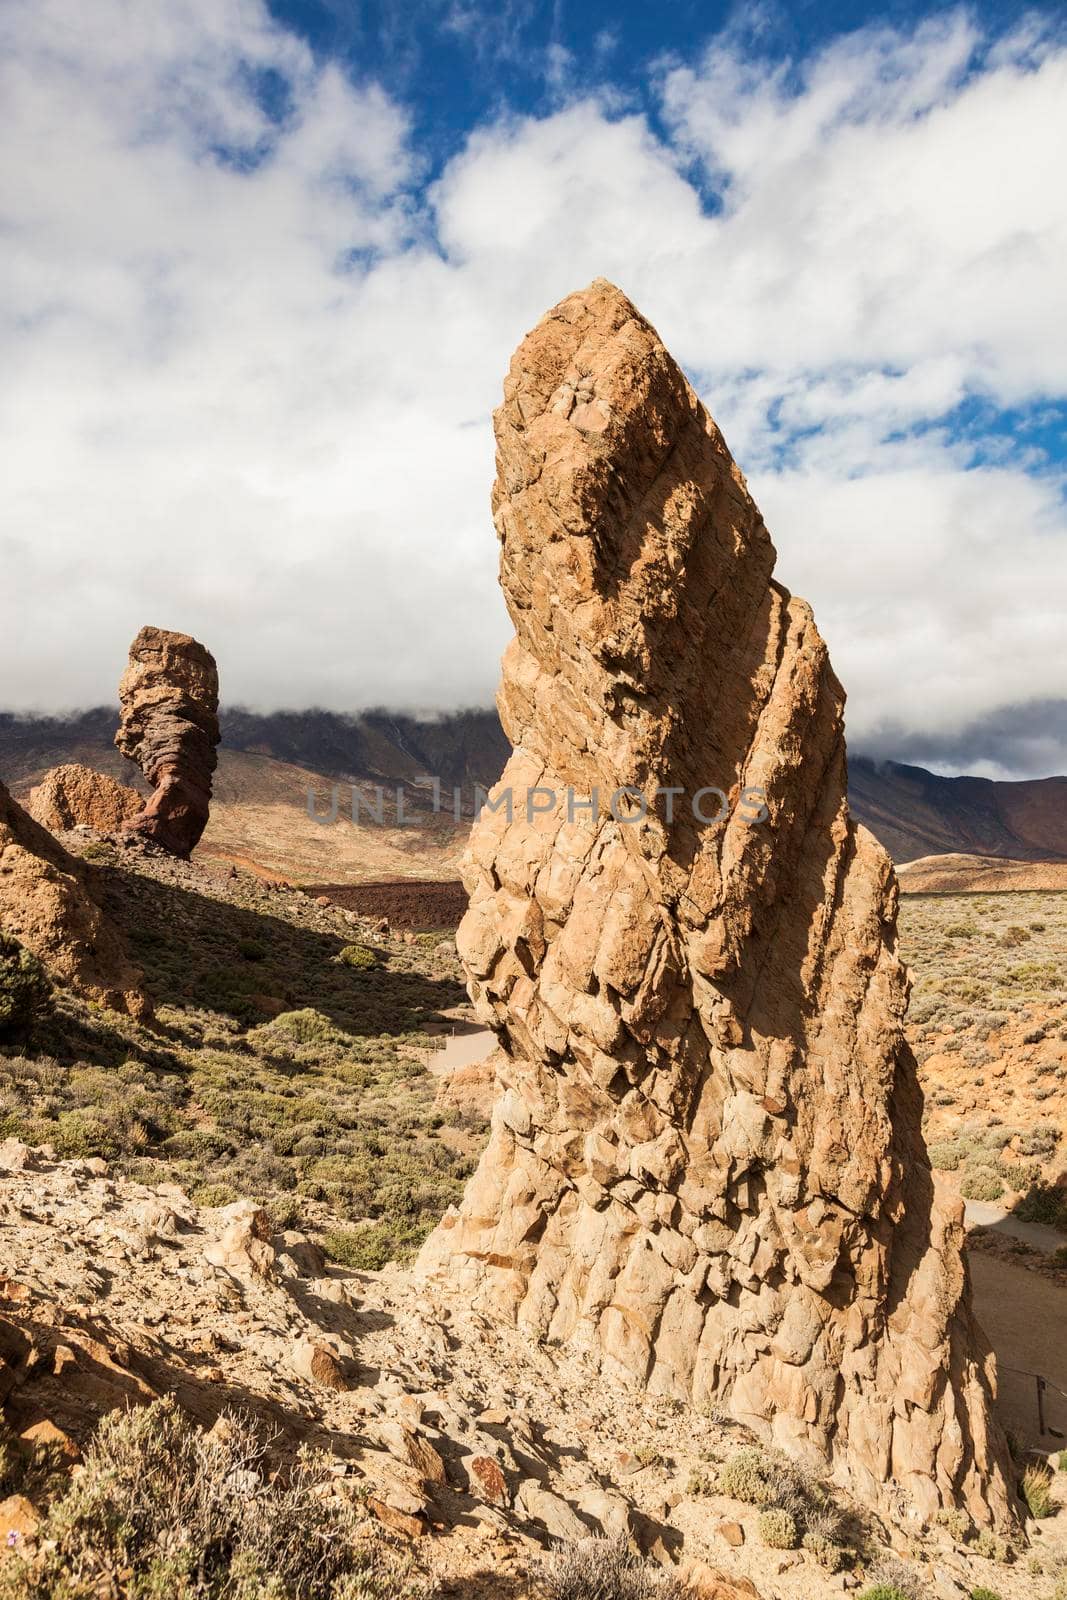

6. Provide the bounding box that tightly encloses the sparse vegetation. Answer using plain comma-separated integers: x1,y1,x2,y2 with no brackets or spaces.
0,1398,414,1599
338,944,377,970
717,1445,851,1568
934,1506,972,1542
1023,1462,1059,1518
718,1447,778,1505
757,1507,798,1548
901,891,1067,1213
973,1529,1011,1563
0,848,485,1268
540,1536,683,1600
960,1166,1005,1202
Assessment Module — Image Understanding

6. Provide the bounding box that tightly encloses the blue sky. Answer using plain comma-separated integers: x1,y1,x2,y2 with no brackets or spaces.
1,0,1066,775
265,0,1043,162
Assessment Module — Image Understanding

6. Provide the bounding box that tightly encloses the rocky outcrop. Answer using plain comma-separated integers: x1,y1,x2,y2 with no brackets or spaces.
27,764,144,834
115,627,220,858
0,781,149,1019
420,281,1015,1527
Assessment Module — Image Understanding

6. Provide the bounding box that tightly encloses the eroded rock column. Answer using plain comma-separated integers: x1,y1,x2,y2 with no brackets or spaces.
115,626,220,858
420,280,1015,1528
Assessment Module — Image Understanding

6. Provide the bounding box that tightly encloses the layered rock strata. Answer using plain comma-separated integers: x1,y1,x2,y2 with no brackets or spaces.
420,280,1014,1527
115,627,220,857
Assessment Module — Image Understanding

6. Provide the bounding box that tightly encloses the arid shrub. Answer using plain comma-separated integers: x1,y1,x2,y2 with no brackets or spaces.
934,1506,971,1542
1014,1184,1067,1228
1023,1463,1059,1519
928,1140,965,1171
338,945,377,970
0,933,52,1042
801,1531,846,1571
960,1166,1005,1202
757,1508,798,1549
540,1536,683,1600
1017,1123,1062,1160
974,1529,1011,1562
718,1448,778,1506
0,1397,408,1599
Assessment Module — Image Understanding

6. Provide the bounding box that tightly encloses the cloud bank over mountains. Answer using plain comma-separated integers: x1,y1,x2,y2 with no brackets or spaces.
2,0,1065,774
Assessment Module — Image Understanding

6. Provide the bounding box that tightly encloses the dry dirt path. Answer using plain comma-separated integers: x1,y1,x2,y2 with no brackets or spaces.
970,1251,1067,1451
966,1200,1067,1255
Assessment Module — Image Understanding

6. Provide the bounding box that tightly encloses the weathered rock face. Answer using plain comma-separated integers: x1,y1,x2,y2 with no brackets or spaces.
27,764,144,835
0,781,149,1019
115,627,220,858
420,281,1014,1527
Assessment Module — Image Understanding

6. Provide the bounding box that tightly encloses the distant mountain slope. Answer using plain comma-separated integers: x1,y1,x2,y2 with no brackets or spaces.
849,756,1067,864
2,711,1064,871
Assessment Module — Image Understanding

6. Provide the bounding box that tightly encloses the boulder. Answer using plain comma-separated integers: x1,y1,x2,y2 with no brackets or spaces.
27,764,143,834
0,780,149,1019
419,280,1014,1528
115,626,220,857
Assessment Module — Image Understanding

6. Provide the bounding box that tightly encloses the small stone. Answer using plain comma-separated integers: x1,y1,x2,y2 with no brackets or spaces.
367,1497,425,1539
468,1454,509,1507
716,1519,745,1547
0,1141,35,1173
290,1338,349,1390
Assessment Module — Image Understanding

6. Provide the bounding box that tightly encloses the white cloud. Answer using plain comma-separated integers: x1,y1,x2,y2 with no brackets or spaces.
1,0,1066,775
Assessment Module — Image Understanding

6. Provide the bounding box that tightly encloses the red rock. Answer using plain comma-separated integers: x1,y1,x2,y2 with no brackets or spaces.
468,1454,509,1507
367,1497,426,1539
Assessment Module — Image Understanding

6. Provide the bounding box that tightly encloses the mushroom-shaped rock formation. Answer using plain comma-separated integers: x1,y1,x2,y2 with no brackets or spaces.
0,780,149,1019
28,764,144,835
419,280,1014,1528
115,627,220,858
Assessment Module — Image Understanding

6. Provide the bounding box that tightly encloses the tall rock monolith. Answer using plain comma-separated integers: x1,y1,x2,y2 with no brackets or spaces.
419,280,1015,1527
115,627,220,858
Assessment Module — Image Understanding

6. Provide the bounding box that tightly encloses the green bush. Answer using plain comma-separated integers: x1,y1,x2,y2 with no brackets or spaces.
322,1224,406,1272
757,1508,798,1549
0,933,53,1041
970,1589,1003,1600
857,1588,911,1600
190,1181,239,1208
338,945,376,970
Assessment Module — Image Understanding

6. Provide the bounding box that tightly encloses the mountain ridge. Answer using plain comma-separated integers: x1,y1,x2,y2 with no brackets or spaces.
2,708,1064,870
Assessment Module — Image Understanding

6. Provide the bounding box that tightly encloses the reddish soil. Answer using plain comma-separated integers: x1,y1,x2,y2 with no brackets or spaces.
309,878,468,930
